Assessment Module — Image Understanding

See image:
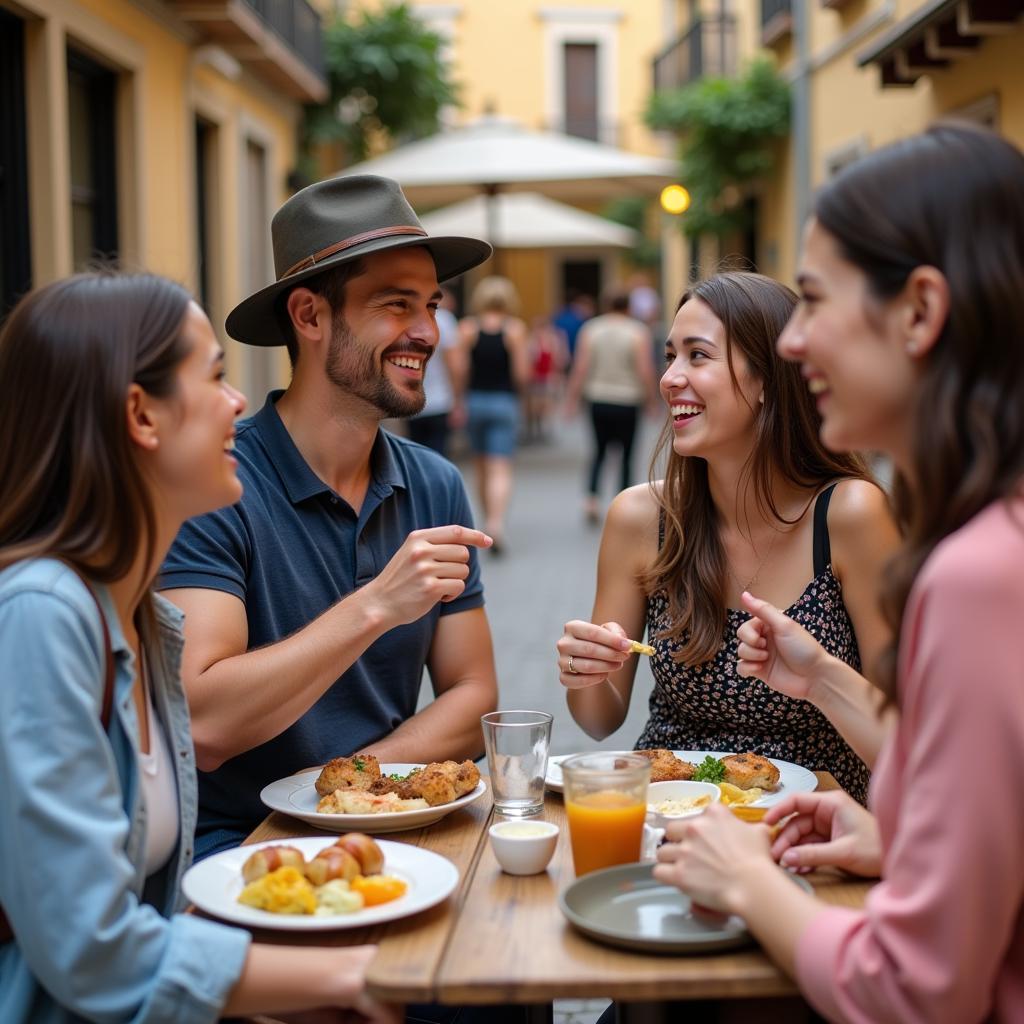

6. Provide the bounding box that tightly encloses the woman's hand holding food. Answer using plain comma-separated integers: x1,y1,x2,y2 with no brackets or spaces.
652,802,774,915
557,619,633,689
736,591,832,702
764,790,882,878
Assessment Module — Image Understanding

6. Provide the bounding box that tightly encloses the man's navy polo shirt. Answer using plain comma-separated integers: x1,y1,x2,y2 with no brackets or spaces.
160,390,483,856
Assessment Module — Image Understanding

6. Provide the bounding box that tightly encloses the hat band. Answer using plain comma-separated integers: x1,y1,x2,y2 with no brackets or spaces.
280,225,429,280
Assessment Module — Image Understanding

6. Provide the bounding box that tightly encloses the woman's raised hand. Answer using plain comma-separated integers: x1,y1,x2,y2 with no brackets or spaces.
557,619,633,689
764,790,882,878
736,591,830,701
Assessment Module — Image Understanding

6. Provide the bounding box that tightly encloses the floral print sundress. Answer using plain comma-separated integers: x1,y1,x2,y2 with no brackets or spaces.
636,484,870,803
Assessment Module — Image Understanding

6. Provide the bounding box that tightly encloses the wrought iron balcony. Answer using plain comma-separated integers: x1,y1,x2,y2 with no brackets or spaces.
168,0,326,102
653,14,737,92
761,0,794,45
243,0,324,79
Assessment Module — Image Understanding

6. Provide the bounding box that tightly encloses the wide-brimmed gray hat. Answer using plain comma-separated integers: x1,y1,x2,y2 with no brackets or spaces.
226,174,492,346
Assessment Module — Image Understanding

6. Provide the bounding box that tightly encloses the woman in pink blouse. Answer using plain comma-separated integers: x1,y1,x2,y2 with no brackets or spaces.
654,122,1024,1023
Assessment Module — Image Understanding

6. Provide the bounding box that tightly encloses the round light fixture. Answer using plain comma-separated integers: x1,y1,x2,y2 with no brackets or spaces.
660,184,691,215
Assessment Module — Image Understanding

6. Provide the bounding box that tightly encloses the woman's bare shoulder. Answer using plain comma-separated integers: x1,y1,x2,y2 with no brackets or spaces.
606,483,661,535
827,478,893,530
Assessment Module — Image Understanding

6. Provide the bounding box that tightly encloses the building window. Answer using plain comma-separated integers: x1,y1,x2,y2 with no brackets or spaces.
195,117,217,311
1,8,31,317
563,42,599,141
242,137,278,399
540,9,621,145
67,48,119,268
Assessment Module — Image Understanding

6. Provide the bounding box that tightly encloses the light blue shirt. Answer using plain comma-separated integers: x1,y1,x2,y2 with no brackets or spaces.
0,559,250,1024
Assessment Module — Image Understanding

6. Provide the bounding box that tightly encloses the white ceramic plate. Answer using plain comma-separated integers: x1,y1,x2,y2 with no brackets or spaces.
260,763,486,834
182,835,459,931
545,749,817,807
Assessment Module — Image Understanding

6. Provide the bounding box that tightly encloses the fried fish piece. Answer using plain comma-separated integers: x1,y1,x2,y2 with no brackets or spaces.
629,640,655,656
384,760,481,807
316,789,428,814
721,752,780,791
315,753,381,797
634,748,696,782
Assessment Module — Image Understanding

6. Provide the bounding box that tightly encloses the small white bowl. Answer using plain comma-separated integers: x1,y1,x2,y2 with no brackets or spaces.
489,819,560,875
646,780,721,824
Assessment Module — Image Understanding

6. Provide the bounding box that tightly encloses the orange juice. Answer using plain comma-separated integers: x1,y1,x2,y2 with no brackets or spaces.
565,790,647,876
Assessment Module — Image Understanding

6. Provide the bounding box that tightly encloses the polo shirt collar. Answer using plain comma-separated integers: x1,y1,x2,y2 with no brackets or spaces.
253,390,409,505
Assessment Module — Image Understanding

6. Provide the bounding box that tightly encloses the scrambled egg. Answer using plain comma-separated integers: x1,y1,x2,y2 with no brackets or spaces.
238,866,316,915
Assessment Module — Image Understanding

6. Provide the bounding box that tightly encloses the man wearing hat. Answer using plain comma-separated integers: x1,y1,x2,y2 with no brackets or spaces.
160,175,499,859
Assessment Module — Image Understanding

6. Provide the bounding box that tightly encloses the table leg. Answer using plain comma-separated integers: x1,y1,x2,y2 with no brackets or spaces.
523,1004,554,1024
615,1004,669,1024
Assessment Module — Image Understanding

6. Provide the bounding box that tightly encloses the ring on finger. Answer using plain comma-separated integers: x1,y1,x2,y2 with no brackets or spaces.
567,654,579,674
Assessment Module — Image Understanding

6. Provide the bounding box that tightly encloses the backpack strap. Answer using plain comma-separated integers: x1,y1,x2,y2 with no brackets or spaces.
0,567,114,944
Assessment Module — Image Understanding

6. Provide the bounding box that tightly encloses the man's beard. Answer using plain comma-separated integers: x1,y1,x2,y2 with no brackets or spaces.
325,315,426,418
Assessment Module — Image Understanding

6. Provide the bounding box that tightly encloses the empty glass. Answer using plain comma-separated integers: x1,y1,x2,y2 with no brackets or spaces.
481,710,553,817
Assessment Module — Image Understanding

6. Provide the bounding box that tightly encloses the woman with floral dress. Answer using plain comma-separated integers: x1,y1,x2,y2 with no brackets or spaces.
556,271,900,799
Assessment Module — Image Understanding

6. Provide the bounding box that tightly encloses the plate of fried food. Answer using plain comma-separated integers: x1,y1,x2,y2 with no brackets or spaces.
183,833,459,931
260,755,487,833
545,749,816,808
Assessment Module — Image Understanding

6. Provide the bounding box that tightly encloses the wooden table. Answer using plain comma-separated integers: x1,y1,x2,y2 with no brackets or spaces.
242,772,873,1020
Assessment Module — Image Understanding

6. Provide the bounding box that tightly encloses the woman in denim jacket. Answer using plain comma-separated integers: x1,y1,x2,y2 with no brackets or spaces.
0,273,397,1024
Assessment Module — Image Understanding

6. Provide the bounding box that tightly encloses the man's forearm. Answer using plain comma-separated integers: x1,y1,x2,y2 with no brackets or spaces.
187,589,392,771
362,678,495,764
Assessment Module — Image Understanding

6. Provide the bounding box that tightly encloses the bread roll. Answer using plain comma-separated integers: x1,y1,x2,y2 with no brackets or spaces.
241,844,306,884
334,833,384,875
304,845,361,886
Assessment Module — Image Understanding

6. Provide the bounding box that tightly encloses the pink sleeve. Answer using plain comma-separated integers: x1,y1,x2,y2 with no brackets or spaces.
794,532,1024,1023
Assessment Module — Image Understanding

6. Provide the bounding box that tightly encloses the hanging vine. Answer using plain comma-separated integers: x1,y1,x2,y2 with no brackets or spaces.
645,58,791,238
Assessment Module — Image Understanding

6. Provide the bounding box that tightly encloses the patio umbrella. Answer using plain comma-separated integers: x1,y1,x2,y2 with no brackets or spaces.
416,192,638,250
338,115,677,263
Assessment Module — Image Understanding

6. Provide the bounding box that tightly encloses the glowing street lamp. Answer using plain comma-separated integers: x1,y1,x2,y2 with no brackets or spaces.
660,184,691,215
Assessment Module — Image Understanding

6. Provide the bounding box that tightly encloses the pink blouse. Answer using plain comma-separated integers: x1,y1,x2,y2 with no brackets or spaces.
796,498,1024,1023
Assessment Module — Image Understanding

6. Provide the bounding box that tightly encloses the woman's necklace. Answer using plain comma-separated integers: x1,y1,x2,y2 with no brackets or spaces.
726,527,779,594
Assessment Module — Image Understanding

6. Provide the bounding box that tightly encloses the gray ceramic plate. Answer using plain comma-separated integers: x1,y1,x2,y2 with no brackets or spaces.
559,863,812,954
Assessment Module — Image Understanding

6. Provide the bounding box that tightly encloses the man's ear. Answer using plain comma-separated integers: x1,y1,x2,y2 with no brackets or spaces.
901,265,949,359
126,383,160,451
286,287,331,347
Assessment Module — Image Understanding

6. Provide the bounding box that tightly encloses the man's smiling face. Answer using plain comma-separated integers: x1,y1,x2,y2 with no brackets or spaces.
326,246,442,418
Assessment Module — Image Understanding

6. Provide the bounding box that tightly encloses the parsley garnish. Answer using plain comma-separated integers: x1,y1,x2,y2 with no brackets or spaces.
353,756,365,771
692,755,726,783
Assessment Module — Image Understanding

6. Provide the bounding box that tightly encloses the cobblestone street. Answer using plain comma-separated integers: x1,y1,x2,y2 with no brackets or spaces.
456,411,663,756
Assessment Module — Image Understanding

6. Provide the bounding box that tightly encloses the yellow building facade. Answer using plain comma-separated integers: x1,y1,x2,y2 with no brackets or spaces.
359,0,675,321
1,0,327,400
661,0,1024,286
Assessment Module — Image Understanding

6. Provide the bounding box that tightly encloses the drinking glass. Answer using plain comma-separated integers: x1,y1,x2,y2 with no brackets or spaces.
561,752,650,876
481,710,553,817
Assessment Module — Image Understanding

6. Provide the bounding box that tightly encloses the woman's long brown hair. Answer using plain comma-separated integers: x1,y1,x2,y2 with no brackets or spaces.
0,272,192,630
639,271,868,666
813,123,1024,702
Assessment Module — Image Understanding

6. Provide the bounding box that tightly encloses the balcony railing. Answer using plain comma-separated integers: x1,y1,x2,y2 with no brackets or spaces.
761,0,794,45
653,15,737,92
243,0,324,78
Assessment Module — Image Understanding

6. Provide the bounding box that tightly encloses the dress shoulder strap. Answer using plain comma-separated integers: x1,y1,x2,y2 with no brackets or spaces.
812,483,839,577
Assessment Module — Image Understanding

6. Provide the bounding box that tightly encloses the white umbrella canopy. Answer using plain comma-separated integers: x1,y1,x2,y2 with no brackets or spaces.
337,115,678,206
416,192,638,249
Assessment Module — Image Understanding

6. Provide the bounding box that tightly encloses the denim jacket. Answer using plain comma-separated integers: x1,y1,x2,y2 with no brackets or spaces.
0,559,250,1023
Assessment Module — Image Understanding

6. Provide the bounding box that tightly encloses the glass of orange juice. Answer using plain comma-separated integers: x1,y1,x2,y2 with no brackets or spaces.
561,753,650,876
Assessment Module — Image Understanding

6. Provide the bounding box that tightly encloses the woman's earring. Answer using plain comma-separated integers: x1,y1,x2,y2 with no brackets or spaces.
906,341,918,355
